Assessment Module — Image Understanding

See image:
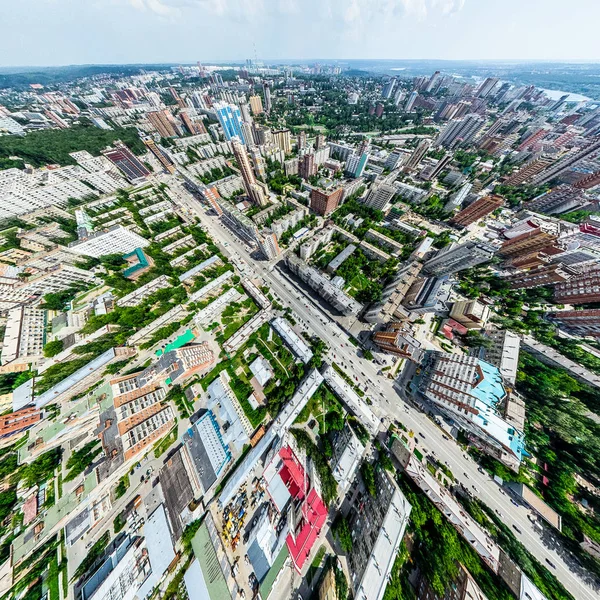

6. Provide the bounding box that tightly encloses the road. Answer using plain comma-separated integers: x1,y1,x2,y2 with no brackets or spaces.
172,184,599,600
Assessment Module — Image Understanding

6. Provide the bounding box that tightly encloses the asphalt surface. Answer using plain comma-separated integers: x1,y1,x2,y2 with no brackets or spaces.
172,184,599,600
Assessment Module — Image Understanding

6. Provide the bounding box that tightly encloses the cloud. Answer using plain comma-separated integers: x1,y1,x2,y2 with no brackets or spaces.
431,0,465,15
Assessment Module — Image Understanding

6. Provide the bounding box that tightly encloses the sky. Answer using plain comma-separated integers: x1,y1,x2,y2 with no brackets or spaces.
2,0,600,67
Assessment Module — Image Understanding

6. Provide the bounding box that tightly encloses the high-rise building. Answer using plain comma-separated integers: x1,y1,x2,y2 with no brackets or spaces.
315,134,326,150
214,102,246,143
423,241,496,276
298,152,316,180
502,263,576,289
147,109,180,138
363,181,396,211
554,266,600,304
310,187,343,216
531,137,600,186
272,129,292,154
424,152,452,181
504,154,555,186
249,95,264,115
385,150,405,170
444,182,473,212
346,151,369,178
417,352,525,469
179,110,201,136
232,138,268,206
263,82,272,112
257,231,281,260
450,194,504,227
404,139,431,171
297,130,307,150
102,141,150,183
424,71,441,93
436,114,485,149
382,78,396,99
449,300,491,330
372,322,421,360
404,91,418,112
548,309,600,337
375,103,384,118
248,146,266,180
476,77,499,98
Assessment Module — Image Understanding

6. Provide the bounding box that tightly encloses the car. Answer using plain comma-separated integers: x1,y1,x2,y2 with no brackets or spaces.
442,434,449,440
513,524,522,534
545,558,556,569
511,499,520,507
463,472,469,479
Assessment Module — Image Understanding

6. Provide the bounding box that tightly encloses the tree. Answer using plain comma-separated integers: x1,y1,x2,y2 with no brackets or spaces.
43,340,64,358
361,461,376,496
325,410,344,432
332,515,353,553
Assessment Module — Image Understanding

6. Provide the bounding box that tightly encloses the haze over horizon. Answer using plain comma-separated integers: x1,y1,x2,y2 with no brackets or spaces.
2,0,600,67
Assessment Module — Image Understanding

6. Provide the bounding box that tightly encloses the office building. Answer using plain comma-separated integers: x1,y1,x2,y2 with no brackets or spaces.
147,109,180,138
286,255,362,315
449,300,491,330
436,114,485,149
531,137,600,186
502,263,576,289
450,194,504,227
554,267,600,304
102,141,150,183
363,181,396,211
272,129,292,154
346,468,412,600
404,139,431,171
310,187,343,216
548,309,600,338
423,241,496,276
417,352,526,469
263,82,272,112
214,102,246,144
298,152,317,180
249,95,263,115
402,275,453,314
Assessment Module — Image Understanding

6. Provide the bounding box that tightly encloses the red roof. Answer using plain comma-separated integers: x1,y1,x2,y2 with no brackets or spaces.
278,445,305,500
286,488,327,572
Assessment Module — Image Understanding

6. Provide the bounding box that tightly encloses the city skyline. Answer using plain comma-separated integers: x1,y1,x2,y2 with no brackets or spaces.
2,0,600,66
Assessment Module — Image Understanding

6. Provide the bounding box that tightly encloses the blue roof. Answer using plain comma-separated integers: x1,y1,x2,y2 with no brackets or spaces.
471,359,506,408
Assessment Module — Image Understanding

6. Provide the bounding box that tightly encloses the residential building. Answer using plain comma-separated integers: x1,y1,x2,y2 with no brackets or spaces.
450,194,504,227
272,129,292,154
502,263,576,289
298,152,317,180
0,407,42,439
555,267,600,304
435,114,485,149
395,181,430,204
271,317,313,364
310,187,343,216
363,181,396,211
117,275,171,307
449,300,491,330
416,563,489,600
423,241,496,276
232,138,268,206
474,329,520,385
1,306,46,366
330,424,364,493
548,309,600,337
524,185,589,215
402,275,453,314
404,91,418,112
263,83,272,112
503,154,554,186
147,109,180,138
286,255,362,315
417,352,526,469
346,151,369,178
257,231,281,260
498,224,559,258
249,95,263,115
404,139,430,171
18,264,98,296
346,468,412,600
372,321,422,361
214,102,246,143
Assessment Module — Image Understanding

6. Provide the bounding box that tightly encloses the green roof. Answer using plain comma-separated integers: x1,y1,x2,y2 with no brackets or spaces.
259,545,289,599
190,522,230,600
